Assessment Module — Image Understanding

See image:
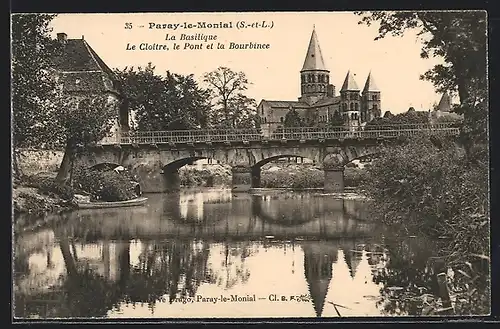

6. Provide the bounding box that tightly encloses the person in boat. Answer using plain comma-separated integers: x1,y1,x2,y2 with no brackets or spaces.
113,165,142,197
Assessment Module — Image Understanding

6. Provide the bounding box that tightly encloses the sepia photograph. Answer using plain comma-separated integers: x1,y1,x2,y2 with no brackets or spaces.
11,11,489,320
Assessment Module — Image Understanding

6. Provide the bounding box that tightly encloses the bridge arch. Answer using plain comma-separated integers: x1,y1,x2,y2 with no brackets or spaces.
253,154,315,168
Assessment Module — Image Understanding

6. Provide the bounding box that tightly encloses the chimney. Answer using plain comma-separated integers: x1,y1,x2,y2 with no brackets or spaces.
57,32,67,43
327,84,335,97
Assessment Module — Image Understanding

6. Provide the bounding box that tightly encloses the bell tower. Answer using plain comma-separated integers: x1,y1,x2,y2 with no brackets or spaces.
340,70,361,129
361,71,381,122
298,27,332,105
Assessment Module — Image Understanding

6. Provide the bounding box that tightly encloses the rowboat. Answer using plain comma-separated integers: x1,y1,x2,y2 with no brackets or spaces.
76,197,148,209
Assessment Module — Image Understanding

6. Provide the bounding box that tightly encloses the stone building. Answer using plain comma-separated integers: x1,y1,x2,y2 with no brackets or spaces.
258,28,382,136
52,32,128,143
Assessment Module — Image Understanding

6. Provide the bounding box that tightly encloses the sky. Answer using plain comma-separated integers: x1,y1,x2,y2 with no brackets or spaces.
49,12,447,114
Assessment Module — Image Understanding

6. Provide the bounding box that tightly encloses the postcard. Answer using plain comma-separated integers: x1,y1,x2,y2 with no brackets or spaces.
11,11,490,320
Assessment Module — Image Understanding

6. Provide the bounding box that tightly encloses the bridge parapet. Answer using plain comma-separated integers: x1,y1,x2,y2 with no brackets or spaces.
97,123,459,146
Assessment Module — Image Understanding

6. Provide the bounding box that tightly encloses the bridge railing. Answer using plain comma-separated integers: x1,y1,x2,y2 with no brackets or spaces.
99,123,460,145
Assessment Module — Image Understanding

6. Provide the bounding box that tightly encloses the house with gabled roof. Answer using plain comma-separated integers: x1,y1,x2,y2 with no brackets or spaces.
257,28,382,136
52,32,129,143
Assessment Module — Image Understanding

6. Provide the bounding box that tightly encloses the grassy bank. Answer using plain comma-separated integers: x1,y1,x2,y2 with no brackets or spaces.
178,163,368,189
13,173,75,217
13,166,141,230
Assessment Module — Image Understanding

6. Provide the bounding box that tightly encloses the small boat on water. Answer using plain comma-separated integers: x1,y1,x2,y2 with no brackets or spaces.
76,197,148,209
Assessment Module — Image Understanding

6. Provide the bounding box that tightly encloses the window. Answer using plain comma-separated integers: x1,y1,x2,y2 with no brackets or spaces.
355,103,359,111
350,103,354,111
372,94,377,101
280,117,284,123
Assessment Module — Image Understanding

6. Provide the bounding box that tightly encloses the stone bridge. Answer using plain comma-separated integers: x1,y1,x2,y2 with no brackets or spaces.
77,125,459,192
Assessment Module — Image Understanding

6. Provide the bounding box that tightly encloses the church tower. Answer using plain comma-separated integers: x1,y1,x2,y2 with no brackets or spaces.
340,71,361,129
437,92,452,112
298,27,332,106
361,71,382,123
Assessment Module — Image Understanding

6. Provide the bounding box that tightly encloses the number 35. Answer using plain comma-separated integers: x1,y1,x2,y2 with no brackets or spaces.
125,23,133,29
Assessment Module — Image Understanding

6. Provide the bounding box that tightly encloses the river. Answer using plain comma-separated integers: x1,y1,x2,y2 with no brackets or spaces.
13,188,444,319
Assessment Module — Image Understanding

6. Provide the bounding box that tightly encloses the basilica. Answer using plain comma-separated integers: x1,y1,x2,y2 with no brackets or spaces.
258,28,382,135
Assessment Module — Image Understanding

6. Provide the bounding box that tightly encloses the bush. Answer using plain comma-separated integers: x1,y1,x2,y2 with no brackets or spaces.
23,174,75,200
73,167,138,202
344,168,369,187
179,166,231,187
362,135,489,256
260,169,323,189
260,167,369,188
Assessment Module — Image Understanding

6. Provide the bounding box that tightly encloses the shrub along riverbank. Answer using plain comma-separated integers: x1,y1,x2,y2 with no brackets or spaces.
260,166,367,189
361,135,490,315
13,166,140,226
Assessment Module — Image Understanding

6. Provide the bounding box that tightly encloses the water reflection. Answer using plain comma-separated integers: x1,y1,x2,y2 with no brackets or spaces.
13,189,445,318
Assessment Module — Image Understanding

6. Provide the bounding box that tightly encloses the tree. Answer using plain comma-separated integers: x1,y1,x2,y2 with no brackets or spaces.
328,111,345,128
115,64,211,131
11,14,62,177
356,11,487,156
284,108,303,128
226,94,260,129
55,95,117,183
203,66,258,129
365,110,430,130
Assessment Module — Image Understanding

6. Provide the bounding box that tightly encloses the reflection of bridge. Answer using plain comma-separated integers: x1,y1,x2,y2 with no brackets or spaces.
61,193,374,241
79,124,459,193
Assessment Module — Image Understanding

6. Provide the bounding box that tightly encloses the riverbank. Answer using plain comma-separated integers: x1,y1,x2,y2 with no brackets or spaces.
179,162,368,189
13,173,75,217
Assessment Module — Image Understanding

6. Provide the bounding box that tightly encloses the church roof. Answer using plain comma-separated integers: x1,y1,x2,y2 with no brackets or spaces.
301,28,328,72
341,71,360,91
362,72,380,92
310,96,341,108
437,92,452,112
260,100,310,109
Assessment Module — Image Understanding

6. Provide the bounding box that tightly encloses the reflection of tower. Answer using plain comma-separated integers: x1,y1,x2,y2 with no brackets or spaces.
340,240,363,279
302,241,338,317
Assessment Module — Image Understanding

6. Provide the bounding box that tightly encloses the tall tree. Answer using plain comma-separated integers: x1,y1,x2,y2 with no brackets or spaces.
55,95,117,183
11,14,62,177
115,64,211,131
203,66,258,129
356,11,488,156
